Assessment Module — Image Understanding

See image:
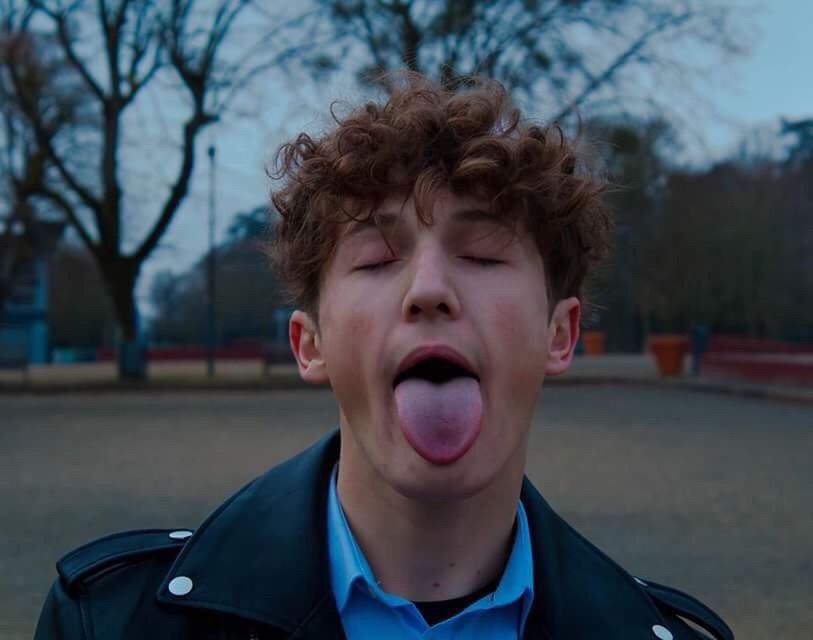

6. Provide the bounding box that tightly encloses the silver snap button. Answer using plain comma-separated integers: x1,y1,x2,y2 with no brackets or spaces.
168,576,194,596
634,576,648,587
652,625,673,640
169,530,193,540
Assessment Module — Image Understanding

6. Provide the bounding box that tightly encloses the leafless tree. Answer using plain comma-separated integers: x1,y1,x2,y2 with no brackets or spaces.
640,157,813,340
314,0,748,124
1,0,318,377
0,11,88,311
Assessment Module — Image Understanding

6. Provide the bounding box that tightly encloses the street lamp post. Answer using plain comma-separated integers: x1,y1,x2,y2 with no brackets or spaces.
207,144,217,378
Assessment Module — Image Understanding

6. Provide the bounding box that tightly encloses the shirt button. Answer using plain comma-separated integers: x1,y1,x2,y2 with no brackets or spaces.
652,624,673,640
168,576,194,596
169,530,193,540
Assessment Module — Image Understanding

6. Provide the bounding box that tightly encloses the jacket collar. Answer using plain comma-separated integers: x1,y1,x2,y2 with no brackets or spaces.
157,430,675,639
519,479,674,639
157,431,343,636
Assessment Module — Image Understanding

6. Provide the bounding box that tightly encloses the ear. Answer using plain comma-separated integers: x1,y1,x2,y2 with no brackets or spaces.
289,310,330,385
545,297,581,377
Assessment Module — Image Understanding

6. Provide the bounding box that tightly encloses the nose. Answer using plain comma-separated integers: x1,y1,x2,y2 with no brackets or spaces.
401,244,461,322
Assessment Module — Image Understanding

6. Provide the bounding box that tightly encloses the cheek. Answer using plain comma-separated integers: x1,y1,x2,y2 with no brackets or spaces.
491,287,546,346
347,313,373,343
320,273,374,348
488,289,548,377
494,302,524,346
326,307,375,379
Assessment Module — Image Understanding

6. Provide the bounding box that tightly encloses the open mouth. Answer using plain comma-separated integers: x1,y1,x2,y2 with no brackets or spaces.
391,353,484,465
392,356,479,388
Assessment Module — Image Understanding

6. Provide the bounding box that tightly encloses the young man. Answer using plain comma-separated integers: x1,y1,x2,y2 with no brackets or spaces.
35,74,734,639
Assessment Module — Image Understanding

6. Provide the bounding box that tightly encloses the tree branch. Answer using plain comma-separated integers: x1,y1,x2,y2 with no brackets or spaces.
553,11,693,122
122,48,161,105
121,2,161,104
201,0,248,74
39,184,99,256
45,7,106,102
100,0,133,100
92,0,132,251
132,109,216,264
216,36,328,113
358,0,388,73
4,54,103,215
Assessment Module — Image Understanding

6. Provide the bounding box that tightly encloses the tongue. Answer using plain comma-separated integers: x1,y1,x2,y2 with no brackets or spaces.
394,377,483,465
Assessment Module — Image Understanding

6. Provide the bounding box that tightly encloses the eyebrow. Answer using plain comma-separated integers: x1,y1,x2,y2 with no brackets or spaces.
343,207,510,238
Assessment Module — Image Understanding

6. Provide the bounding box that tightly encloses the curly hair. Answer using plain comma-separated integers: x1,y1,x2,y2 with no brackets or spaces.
268,73,612,329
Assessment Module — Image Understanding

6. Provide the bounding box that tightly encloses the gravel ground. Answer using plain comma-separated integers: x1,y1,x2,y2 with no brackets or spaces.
2,385,811,639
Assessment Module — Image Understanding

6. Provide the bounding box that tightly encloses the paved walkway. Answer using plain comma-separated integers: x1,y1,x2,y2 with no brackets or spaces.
567,354,813,403
2,354,811,403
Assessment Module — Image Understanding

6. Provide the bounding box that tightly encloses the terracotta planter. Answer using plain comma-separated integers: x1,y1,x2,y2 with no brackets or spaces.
648,334,690,377
582,330,606,356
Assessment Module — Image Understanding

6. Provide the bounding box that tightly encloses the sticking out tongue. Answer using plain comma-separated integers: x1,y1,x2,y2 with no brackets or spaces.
394,376,483,465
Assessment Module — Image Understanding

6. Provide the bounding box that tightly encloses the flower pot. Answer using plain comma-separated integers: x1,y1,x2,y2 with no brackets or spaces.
648,334,690,377
582,330,606,356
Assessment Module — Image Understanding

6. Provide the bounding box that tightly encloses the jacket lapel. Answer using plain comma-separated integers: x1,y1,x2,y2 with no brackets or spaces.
156,432,343,636
286,592,344,640
520,479,677,639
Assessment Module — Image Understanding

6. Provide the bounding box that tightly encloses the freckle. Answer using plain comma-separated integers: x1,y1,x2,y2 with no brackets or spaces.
433,582,440,588
448,562,456,568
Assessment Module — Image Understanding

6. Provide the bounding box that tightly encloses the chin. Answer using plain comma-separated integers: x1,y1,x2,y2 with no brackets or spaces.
385,437,502,504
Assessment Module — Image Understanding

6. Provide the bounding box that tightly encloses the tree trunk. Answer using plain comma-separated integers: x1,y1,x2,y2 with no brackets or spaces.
103,257,147,380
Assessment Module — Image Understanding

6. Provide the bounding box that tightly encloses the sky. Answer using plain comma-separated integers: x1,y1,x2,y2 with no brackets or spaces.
699,1,813,152
131,0,813,315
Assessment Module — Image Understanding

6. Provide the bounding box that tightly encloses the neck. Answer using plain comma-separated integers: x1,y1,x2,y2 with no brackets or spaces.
336,434,524,602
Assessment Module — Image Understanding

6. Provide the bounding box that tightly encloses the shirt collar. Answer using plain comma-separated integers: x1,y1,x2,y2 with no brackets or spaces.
326,463,376,612
327,462,534,620
493,492,534,623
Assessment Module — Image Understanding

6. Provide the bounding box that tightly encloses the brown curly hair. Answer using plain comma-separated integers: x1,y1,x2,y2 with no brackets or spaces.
268,73,612,329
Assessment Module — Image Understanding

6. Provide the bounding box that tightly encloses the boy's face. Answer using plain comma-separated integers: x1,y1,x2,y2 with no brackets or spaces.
290,188,579,500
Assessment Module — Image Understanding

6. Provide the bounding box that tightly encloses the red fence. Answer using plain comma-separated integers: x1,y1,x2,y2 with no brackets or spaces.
703,335,813,386
706,336,813,354
96,341,294,364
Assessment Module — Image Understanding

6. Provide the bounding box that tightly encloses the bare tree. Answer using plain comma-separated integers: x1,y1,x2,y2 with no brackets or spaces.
0,11,89,311
313,0,747,123
1,0,316,377
638,156,813,341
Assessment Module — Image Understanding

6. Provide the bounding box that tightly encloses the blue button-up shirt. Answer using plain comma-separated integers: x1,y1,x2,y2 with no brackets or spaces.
327,465,535,639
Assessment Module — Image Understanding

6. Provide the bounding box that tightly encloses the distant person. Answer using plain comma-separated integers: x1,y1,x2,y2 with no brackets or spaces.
35,73,733,639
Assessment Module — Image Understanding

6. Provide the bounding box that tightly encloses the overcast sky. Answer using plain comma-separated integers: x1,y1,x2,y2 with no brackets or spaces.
133,0,813,314
702,1,813,150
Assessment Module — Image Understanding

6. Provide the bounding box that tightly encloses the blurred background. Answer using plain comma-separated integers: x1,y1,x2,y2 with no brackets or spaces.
1,1,811,639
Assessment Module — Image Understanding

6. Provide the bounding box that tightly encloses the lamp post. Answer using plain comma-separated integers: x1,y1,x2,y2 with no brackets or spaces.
207,144,217,378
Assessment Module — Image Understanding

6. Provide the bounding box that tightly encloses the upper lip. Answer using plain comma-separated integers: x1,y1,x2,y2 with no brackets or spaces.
394,344,479,386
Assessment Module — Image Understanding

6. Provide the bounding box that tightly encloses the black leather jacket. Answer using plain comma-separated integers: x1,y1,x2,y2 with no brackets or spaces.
35,431,734,639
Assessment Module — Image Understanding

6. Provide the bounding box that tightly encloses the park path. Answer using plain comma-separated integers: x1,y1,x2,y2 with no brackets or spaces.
1,385,811,639
4,355,812,404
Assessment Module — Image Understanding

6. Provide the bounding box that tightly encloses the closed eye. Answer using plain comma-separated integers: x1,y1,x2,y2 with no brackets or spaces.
357,257,502,271
463,257,503,266
356,260,398,271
